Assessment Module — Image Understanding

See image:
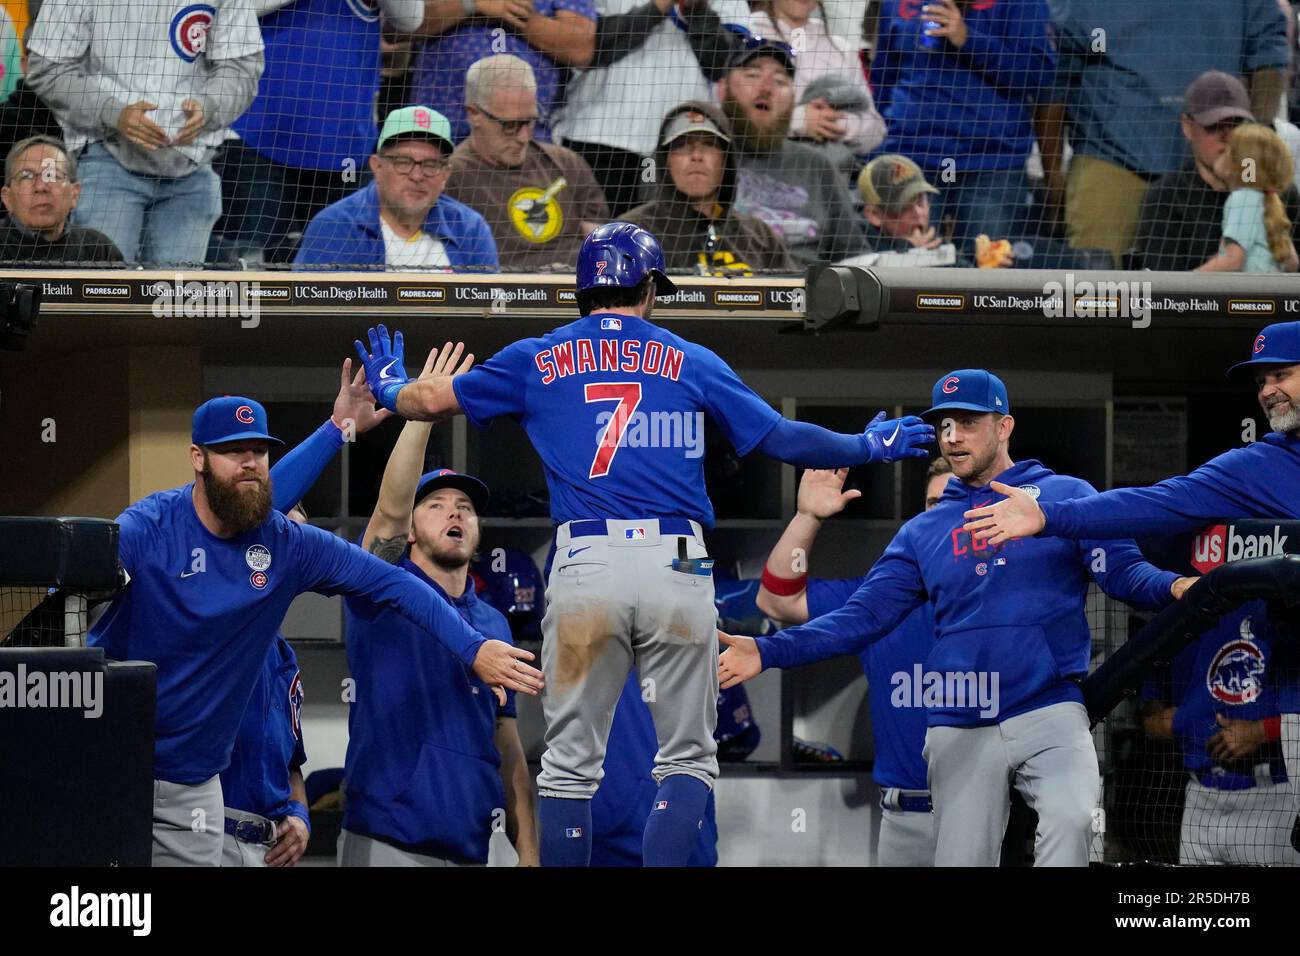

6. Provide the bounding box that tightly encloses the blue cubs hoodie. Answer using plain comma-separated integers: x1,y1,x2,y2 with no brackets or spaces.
757,460,1178,727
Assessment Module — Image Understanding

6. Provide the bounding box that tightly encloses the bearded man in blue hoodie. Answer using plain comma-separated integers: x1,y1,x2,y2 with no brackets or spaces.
719,369,1195,866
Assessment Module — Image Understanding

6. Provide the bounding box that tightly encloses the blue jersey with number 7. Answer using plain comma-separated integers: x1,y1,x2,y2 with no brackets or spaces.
451,312,782,527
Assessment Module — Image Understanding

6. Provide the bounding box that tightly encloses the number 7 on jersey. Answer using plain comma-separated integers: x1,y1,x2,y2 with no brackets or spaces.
585,382,642,479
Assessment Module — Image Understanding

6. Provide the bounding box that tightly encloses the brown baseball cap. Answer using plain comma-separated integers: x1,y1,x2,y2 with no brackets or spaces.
1183,71,1255,127
858,154,938,212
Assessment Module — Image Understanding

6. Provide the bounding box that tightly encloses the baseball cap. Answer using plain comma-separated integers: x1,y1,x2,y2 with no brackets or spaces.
192,396,283,446
724,27,796,76
377,106,455,154
1184,71,1254,128
1227,321,1300,379
661,109,730,148
413,468,490,513
922,369,1010,419
859,154,939,212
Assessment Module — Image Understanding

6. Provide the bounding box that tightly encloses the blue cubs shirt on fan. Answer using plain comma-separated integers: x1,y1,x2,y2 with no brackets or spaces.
343,559,515,864
451,312,782,527
220,635,307,820
88,489,488,784
759,460,1178,726
232,0,382,171
807,578,933,791
1142,602,1290,790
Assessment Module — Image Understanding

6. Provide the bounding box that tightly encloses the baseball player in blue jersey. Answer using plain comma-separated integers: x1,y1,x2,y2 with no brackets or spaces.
338,344,538,866
88,392,543,866
962,322,1300,814
354,221,934,866
1142,600,1300,865
220,629,309,867
719,369,1196,866
756,461,952,866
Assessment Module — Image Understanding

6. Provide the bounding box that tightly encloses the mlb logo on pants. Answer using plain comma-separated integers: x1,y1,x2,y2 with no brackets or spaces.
625,527,646,540
565,827,583,838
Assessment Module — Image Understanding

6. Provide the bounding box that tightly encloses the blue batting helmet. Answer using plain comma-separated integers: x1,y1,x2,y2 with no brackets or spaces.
576,222,679,295
471,547,545,644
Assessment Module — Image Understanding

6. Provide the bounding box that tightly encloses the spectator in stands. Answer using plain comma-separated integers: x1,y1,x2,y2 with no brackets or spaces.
858,153,942,255
1269,0,1300,194
0,24,61,163
294,106,498,271
715,37,864,266
622,100,792,274
1042,0,1290,266
0,134,121,263
208,0,428,266
748,0,885,167
870,0,1054,248
1196,122,1298,273
408,0,597,148
26,0,264,266
446,55,608,270
1132,72,1300,272
555,0,750,215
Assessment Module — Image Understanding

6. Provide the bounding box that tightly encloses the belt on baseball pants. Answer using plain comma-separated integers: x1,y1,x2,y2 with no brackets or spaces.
566,518,700,540
1192,762,1285,791
224,810,277,846
880,788,932,813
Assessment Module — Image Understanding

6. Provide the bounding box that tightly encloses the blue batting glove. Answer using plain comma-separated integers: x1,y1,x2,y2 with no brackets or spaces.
353,324,409,413
861,412,935,463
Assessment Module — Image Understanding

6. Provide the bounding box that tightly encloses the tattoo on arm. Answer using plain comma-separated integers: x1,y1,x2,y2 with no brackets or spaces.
368,535,408,565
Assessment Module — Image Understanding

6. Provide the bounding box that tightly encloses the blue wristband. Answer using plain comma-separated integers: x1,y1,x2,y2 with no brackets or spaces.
376,381,407,413
285,800,311,834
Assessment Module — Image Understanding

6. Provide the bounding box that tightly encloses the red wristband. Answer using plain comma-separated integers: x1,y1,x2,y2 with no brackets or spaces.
761,567,808,597
1262,715,1282,742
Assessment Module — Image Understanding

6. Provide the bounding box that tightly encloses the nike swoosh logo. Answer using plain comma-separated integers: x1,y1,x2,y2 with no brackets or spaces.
179,570,200,578
567,546,592,558
378,358,399,380
882,424,901,447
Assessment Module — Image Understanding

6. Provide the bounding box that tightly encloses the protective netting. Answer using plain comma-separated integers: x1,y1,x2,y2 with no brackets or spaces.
0,0,1296,274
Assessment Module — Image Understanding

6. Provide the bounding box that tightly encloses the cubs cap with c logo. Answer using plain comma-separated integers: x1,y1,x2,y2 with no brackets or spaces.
1227,321,1300,379
413,468,490,514
192,396,283,446
922,369,1010,419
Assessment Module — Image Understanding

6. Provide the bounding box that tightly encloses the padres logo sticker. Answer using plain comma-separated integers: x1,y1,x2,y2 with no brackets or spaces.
509,180,567,244
250,570,269,590
245,544,271,572
170,4,215,63
344,0,381,21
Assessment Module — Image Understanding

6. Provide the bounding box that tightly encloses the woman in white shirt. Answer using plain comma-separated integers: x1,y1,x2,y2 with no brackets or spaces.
748,0,886,157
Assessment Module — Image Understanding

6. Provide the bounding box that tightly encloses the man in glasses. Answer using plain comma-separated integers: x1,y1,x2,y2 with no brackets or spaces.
295,106,498,272
447,54,609,271
1132,70,1300,271
0,135,122,265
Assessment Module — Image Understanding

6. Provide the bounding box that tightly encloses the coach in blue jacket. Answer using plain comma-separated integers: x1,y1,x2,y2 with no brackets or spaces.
294,106,498,272
719,369,1194,866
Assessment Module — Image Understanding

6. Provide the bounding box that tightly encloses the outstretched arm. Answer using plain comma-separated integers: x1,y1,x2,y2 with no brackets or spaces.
754,412,934,468
354,325,470,422
271,358,394,513
362,343,473,559
756,468,862,624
